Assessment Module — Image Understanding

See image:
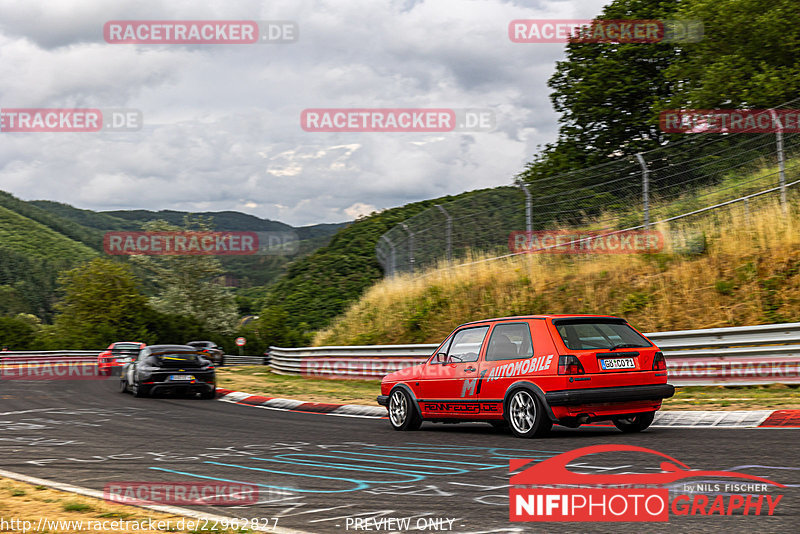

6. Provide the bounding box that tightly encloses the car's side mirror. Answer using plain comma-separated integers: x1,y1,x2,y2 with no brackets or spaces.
433,352,448,364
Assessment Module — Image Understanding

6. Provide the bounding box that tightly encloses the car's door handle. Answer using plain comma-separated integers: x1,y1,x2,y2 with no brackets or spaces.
465,366,476,372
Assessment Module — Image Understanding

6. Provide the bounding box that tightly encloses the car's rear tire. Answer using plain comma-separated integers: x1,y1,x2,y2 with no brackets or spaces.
506,389,552,438
388,388,422,431
131,383,149,398
613,411,655,433
118,377,128,393
201,387,216,399
218,355,225,367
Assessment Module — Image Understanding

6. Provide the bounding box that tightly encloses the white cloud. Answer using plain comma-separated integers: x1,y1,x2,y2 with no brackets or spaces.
0,0,610,225
344,202,378,219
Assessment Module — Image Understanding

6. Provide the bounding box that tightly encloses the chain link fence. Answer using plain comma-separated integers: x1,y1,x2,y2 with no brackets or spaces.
377,99,800,276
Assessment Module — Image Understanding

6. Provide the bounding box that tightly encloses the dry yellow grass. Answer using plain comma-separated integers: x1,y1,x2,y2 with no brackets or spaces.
316,195,800,345
0,477,245,533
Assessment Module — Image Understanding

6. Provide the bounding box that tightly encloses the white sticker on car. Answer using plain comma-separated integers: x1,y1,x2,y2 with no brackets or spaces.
487,354,553,381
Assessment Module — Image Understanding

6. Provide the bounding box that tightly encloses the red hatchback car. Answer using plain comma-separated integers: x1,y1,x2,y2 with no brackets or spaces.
97,342,146,375
377,315,674,438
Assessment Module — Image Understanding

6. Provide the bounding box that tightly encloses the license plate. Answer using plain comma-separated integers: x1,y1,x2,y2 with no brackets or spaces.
601,358,635,370
116,357,131,363
168,375,195,381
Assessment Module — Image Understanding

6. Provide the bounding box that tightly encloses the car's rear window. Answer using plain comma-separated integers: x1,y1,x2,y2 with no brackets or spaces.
554,319,651,351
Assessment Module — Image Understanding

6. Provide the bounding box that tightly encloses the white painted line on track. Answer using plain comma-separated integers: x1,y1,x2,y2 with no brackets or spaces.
0,468,313,534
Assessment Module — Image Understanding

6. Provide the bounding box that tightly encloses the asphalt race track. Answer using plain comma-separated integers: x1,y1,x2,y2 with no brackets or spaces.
0,378,798,534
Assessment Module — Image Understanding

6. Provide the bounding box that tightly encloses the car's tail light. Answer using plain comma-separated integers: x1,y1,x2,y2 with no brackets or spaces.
652,351,667,371
558,355,585,375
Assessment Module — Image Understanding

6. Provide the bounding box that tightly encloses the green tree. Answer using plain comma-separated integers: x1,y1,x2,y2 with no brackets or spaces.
236,306,311,352
52,259,152,348
520,0,683,182
663,0,800,108
130,218,239,334
0,314,40,350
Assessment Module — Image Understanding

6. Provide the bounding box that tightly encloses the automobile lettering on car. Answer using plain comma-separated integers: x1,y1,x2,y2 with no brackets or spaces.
487,354,554,382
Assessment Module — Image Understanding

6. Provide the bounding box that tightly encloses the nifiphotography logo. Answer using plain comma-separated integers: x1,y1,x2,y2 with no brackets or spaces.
510,444,784,522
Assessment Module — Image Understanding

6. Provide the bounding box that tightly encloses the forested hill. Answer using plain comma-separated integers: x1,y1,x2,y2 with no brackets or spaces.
0,190,345,319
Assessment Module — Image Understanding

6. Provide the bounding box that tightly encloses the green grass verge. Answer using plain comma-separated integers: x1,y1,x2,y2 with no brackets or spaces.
216,366,381,405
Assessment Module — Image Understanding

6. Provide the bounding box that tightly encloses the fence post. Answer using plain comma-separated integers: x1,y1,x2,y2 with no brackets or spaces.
435,204,452,262
635,153,650,228
401,223,414,274
744,198,750,225
770,109,787,214
380,235,396,277
517,182,532,233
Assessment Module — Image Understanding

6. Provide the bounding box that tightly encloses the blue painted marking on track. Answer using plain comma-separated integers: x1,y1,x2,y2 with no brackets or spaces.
399,443,564,457
316,451,508,471
249,457,433,480
148,444,561,496
151,464,370,493
275,453,490,475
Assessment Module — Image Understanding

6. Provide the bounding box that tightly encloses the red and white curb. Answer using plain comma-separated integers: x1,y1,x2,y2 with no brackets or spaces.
216,389,386,418
216,388,800,427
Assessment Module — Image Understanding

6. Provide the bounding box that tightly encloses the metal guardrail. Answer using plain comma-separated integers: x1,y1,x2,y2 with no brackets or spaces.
224,355,268,366
0,352,266,367
0,351,99,363
3,322,800,386
269,322,800,386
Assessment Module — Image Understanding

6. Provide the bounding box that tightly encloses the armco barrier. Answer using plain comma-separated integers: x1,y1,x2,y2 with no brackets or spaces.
0,352,264,367
0,351,99,363
224,355,268,365
269,322,800,386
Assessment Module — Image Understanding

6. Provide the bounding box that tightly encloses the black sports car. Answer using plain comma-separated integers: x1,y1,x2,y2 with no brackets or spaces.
119,344,216,398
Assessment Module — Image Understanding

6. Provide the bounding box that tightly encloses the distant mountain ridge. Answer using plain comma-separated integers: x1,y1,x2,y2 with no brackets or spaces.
0,190,348,319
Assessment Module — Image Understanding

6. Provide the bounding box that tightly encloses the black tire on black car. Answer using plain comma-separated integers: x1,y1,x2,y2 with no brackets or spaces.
131,383,149,398
119,377,128,393
388,388,422,431
201,387,216,399
218,355,225,367
613,411,656,433
506,388,552,438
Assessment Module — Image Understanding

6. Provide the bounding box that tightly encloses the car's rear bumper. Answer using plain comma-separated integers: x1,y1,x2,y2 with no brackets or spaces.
141,373,216,394
146,381,215,394
545,384,675,406
377,395,389,407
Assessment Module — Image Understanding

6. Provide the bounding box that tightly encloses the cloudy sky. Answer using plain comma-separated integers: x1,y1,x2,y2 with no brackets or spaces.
0,0,609,226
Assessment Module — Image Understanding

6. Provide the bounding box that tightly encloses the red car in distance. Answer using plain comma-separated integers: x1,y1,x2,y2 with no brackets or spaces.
98,342,146,376
378,315,674,438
